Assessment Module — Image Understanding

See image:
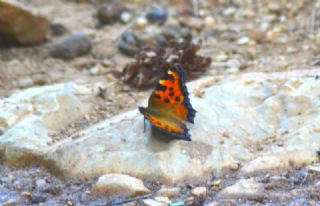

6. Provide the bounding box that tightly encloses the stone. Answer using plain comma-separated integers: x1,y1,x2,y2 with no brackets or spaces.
97,3,124,25
35,179,46,190
219,178,264,199
91,173,150,197
156,187,181,198
154,196,171,204
0,83,92,165
204,16,216,27
44,69,320,184
306,164,320,173
50,32,93,59
237,36,250,45
0,0,49,45
135,17,148,28
146,5,168,25
191,187,207,197
2,69,320,186
2,199,18,206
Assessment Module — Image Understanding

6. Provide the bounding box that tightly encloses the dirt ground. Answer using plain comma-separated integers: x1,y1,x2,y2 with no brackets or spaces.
1,0,320,205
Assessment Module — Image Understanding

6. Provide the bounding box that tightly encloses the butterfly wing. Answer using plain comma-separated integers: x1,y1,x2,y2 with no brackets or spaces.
148,64,196,123
139,107,191,140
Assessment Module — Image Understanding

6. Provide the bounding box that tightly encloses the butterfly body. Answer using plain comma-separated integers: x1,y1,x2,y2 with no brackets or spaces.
139,64,196,141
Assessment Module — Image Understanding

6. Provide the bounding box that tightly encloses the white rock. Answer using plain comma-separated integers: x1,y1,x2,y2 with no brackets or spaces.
154,196,171,204
135,17,148,28
45,69,320,184
219,178,264,197
191,187,207,197
156,187,181,198
2,69,320,185
92,173,150,197
0,83,92,164
306,163,320,173
237,36,250,45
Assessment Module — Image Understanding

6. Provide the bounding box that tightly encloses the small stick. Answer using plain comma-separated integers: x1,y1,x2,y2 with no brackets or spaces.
112,19,137,42
103,194,153,206
112,12,146,42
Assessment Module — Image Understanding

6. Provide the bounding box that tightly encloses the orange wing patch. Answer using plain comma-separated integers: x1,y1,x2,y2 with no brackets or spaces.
139,108,188,137
138,64,196,141
149,66,196,123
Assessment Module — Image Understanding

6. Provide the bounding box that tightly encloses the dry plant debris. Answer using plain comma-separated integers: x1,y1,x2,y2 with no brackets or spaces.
120,40,211,89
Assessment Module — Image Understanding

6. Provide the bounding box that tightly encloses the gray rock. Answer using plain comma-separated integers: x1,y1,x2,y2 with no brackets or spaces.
50,32,93,59
146,5,168,25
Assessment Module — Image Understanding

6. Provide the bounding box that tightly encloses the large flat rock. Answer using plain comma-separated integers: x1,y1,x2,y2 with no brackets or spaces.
44,69,320,184
0,83,91,165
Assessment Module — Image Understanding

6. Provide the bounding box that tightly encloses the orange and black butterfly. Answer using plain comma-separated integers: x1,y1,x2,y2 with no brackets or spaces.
139,64,196,141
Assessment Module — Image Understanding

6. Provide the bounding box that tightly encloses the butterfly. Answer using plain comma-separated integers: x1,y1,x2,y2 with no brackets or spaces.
138,64,196,141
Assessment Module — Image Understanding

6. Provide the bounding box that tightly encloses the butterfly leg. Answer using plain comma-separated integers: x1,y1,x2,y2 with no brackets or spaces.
143,117,146,133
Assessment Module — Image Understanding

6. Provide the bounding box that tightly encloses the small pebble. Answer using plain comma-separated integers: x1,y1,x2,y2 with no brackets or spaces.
90,64,103,76
156,187,181,198
213,53,228,62
119,11,132,23
146,5,168,25
135,16,148,28
230,162,240,171
211,179,221,188
204,16,216,27
191,186,207,197
223,7,236,16
237,36,250,45
50,32,93,59
36,179,46,189
97,3,123,25
154,196,171,204
142,198,164,206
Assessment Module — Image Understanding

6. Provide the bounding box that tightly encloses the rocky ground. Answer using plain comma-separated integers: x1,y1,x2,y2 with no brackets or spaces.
1,0,320,205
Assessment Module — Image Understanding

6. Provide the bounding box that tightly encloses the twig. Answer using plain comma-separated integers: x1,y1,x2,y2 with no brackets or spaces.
103,194,153,206
111,12,145,42
111,19,137,42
